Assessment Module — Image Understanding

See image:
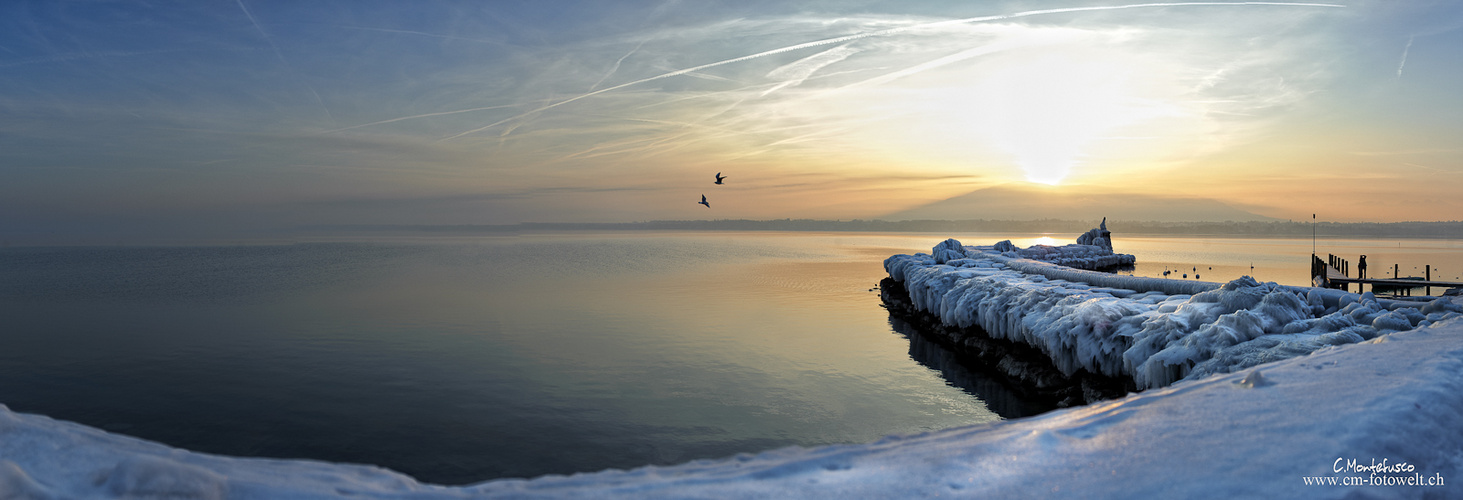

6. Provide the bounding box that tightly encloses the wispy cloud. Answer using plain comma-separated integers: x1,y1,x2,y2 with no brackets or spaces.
15,0,1456,229
0,48,192,69
1348,148,1462,157
829,34,1051,92
432,1,1343,145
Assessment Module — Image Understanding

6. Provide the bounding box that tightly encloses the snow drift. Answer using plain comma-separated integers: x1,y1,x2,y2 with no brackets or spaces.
3,317,1460,498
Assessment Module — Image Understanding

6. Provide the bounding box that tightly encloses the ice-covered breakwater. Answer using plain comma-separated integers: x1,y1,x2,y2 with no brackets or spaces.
881,278,1133,407
885,237,1463,390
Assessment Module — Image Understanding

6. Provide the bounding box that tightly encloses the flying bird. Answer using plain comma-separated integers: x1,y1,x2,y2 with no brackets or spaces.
714,172,726,185
698,195,710,208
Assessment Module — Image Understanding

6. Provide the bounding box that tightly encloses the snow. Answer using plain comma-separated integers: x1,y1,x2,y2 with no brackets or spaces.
2,317,1461,498
884,238,1463,389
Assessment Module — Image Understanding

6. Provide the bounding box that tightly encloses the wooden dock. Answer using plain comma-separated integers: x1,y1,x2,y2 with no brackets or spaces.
1312,254,1463,296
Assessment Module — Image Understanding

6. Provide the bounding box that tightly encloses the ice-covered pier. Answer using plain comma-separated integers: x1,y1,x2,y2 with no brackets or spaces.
882,226,1463,392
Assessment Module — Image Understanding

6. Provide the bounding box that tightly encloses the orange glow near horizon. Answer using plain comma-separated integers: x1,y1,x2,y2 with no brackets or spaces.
4,1,1460,239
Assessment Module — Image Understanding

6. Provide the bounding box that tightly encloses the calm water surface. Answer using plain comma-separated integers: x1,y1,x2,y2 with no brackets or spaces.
0,232,1012,485
1114,235,1463,289
2,232,1458,484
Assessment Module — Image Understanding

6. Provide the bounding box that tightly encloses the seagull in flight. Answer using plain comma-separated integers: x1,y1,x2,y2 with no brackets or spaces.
714,172,726,185
698,194,710,208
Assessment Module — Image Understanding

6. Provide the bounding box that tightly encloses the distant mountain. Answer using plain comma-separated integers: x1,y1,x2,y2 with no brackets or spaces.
881,184,1277,223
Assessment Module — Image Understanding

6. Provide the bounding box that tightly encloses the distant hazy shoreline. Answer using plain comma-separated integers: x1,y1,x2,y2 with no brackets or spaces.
311,219,1463,239
12,220,1462,246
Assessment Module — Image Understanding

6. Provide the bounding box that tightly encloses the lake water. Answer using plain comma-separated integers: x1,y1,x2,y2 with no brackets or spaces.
2,232,1460,485
1112,235,1463,290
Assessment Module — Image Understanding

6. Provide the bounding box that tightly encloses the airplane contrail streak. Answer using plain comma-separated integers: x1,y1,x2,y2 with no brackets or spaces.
761,45,860,96
438,2,1344,142
322,104,525,134
833,36,1046,93
238,0,334,122
336,25,513,46
592,41,646,91
236,0,285,65
1396,35,1414,79
0,49,191,69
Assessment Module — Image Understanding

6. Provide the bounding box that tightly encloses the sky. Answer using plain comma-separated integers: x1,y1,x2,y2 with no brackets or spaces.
2,1,1461,241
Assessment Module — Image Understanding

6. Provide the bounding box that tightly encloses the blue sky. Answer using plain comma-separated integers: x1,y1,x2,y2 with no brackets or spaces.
2,1,1460,241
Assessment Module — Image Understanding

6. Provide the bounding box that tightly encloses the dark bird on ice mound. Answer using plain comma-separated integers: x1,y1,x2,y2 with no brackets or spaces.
715,172,726,185
698,195,710,208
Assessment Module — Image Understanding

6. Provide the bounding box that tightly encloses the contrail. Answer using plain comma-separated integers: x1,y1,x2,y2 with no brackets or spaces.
322,104,524,134
237,0,334,122
833,36,1048,92
439,2,1344,142
1396,35,1414,79
761,44,861,96
336,25,513,46
591,40,646,91
236,0,285,65
0,48,190,69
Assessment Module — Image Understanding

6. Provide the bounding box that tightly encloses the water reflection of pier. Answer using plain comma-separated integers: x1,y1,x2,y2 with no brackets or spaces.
1312,253,1462,296
887,316,1056,419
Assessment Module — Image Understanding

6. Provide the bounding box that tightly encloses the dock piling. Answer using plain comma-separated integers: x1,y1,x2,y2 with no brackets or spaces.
1313,253,1463,297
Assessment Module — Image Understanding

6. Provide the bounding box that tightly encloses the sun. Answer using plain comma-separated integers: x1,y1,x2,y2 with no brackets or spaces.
990,53,1143,184
937,47,1168,186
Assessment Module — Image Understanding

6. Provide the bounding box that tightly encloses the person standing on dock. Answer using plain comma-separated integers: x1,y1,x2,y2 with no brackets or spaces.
1358,255,1368,280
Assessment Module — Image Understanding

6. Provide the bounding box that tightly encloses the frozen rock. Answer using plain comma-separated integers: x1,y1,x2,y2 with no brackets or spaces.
884,238,1463,390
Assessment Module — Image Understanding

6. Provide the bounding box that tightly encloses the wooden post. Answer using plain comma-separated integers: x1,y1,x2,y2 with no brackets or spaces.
1427,265,1431,296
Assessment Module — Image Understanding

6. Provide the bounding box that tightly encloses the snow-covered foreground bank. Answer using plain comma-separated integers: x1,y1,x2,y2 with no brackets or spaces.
3,318,1461,498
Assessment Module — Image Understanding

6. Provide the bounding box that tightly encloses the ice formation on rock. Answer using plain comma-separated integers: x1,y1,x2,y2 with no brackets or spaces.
884,237,1463,389
1075,217,1113,252
982,220,1134,269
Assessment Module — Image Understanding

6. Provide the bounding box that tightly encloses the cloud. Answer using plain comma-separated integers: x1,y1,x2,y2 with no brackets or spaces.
13,1,1458,229
761,44,860,96
1348,148,1462,157
432,3,1342,143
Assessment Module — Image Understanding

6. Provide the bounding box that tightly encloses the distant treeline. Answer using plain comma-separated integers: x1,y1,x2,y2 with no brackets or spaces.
321,219,1463,238
1106,220,1463,238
